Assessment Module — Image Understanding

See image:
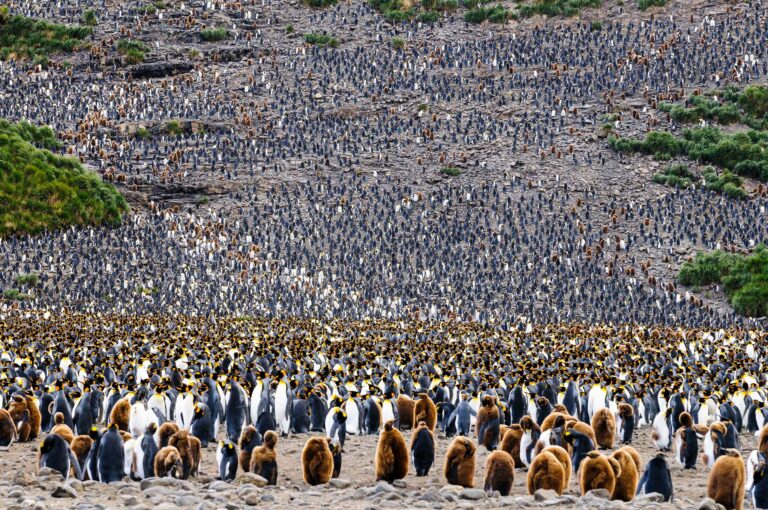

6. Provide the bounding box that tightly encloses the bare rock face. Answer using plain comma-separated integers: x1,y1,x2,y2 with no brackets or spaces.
129,61,194,79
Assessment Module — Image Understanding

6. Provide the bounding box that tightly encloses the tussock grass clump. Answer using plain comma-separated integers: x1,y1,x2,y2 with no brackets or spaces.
679,246,768,317
0,120,128,237
200,28,229,42
652,164,693,189
516,0,601,18
304,32,338,47
0,10,92,65
440,166,461,176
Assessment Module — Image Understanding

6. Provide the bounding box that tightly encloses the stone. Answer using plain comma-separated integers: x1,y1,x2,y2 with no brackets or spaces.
129,62,194,79
635,493,666,503
459,488,485,501
235,473,268,487
143,487,177,498
122,496,140,506
207,481,233,491
534,489,559,502
584,488,611,500
67,479,84,493
392,479,407,488
176,494,200,506
13,471,36,487
697,498,723,510
244,493,261,505
327,478,353,489
51,483,78,498
260,494,275,502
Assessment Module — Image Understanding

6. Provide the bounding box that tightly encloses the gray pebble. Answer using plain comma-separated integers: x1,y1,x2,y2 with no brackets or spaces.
51,483,78,498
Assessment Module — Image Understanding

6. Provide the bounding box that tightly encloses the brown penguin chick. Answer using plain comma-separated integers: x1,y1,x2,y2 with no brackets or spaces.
375,420,409,482
238,425,259,472
0,409,17,448
8,395,32,441
444,436,476,488
413,393,437,431
250,430,278,485
565,420,597,447
703,422,728,466
109,398,131,432
542,445,572,489
158,422,180,448
23,395,41,440
396,395,415,430
707,449,745,510
552,404,569,415
51,413,74,444
119,430,133,442
301,436,334,485
527,450,566,495
169,430,195,480
591,408,616,449
758,425,768,454
615,445,641,476
500,424,524,466
610,448,639,501
579,451,619,496
476,396,500,451
484,450,515,496
70,435,94,468
541,412,569,431
189,435,202,477
155,446,183,478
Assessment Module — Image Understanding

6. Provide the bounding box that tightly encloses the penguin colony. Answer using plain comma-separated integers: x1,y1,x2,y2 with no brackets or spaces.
0,312,763,509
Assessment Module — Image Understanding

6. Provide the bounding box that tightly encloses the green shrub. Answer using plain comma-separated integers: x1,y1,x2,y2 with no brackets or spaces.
136,127,150,139
0,119,128,237
679,245,768,317
165,120,183,135
14,273,39,286
739,85,768,119
117,39,148,55
418,11,439,22
0,6,9,25
0,15,92,65
2,288,31,301
303,0,338,6
590,21,602,31
200,28,229,42
516,0,601,18
638,0,666,9
82,9,97,26
391,36,405,49
285,25,294,34
304,32,338,47
702,167,747,199
441,166,461,176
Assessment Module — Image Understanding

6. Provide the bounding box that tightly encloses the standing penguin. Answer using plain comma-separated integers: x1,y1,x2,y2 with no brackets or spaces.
610,447,639,502
362,396,382,435
133,423,158,479
301,436,334,485
444,436,476,488
476,396,501,451
190,403,214,448
527,449,566,495
707,449,745,510
0,409,17,449
446,393,475,436
326,407,348,448
637,453,673,502
410,421,435,476
500,424,524,466
592,408,616,449
414,393,437,432
39,434,83,480
226,379,247,442
238,425,262,473
674,412,698,469
375,420,409,482
274,377,293,437
579,451,620,496
308,390,328,433
249,430,278,485
652,408,673,451
617,403,635,444
752,452,768,510
484,450,515,496
97,424,125,483
291,396,311,434
217,441,238,481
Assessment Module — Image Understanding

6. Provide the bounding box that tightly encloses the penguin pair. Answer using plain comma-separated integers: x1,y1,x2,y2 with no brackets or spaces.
527,446,570,495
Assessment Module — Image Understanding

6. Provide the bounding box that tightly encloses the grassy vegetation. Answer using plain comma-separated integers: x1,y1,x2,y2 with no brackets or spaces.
116,39,148,64
368,0,457,24
391,36,405,49
610,127,768,182
516,0,601,18
659,85,768,131
440,166,461,177
652,164,693,189
464,4,510,23
304,32,339,47
82,9,97,26
165,120,183,135
638,0,667,9
0,120,128,237
14,273,39,287
303,0,338,6
2,288,32,301
702,166,748,199
136,127,150,139
679,246,768,317
0,9,92,66
200,28,229,42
